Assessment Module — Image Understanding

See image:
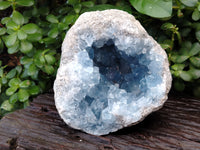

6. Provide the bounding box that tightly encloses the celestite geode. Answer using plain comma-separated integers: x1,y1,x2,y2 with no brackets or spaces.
54,9,172,135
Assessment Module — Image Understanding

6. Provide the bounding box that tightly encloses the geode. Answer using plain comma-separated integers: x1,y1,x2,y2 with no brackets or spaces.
54,9,172,135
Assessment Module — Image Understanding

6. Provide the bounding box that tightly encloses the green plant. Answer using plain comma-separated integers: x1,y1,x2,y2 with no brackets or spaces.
0,0,200,117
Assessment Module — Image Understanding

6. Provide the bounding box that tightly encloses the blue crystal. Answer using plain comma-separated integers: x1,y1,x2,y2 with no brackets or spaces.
55,27,169,135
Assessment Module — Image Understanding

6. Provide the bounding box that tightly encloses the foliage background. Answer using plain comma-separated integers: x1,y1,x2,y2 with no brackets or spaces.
0,0,200,116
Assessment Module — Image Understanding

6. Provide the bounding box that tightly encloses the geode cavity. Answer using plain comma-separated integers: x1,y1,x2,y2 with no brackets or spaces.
54,9,172,135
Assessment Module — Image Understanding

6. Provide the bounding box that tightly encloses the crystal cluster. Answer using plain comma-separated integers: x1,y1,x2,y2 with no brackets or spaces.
54,9,172,135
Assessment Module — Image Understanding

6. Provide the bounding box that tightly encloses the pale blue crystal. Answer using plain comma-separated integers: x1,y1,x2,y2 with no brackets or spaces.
54,10,171,135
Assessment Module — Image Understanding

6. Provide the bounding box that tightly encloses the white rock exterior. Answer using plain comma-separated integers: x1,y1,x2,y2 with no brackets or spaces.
54,9,172,135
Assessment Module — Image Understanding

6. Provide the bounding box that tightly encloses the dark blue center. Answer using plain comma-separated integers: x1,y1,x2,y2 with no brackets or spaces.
86,39,149,94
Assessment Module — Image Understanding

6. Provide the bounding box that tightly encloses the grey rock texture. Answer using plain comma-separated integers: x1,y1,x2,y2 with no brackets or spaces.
54,9,172,135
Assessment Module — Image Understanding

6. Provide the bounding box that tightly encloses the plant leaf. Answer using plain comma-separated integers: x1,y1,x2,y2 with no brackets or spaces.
20,40,33,53
44,65,54,75
171,64,185,71
28,85,40,95
189,43,200,56
6,69,16,79
81,1,94,7
6,86,18,96
12,11,24,25
192,9,200,21
20,56,33,64
27,33,42,42
9,93,18,104
180,0,198,7
189,68,200,79
0,1,11,10
19,80,31,88
18,89,29,102
4,33,17,47
48,27,58,38
1,100,13,111
8,78,20,87
17,29,27,40
6,20,19,30
28,63,37,76
7,40,19,54
190,57,200,68
74,4,82,14
46,14,59,23
67,0,79,6
0,28,6,35
129,0,172,18
45,54,56,65
180,71,192,81
16,0,34,6
21,23,38,34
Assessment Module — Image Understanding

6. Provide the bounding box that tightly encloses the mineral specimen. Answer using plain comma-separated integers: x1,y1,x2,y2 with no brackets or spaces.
54,9,172,135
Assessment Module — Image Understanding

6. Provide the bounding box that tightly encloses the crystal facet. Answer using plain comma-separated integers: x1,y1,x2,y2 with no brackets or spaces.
54,9,172,135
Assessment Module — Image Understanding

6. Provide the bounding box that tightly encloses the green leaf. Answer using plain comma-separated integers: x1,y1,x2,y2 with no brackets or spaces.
171,55,189,63
9,93,18,104
198,4,200,11
28,63,37,76
21,23,38,34
0,1,11,10
12,11,24,25
180,71,192,82
18,89,29,102
7,40,19,54
4,33,17,47
67,0,79,6
20,56,33,64
45,54,56,65
44,65,54,75
20,40,33,53
74,4,82,14
6,69,16,79
192,9,200,21
58,23,68,31
27,33,42,42
129,0,172,18
1,100,13,111
48,27,58,38
171,64,185,71
180,0,198,7
2,77,7,84
189,68,200,79
16,0,34,6
0,68,3,77
17,29,27,40
16,66,22,74
189,43,200,56
6,20,19,30
19,80,31,88
1,17,11,24
62,15,75,25
28,85,40,95
6,86,18,96
190,57,200,68
0,28,6,35
46,14,59,23
161,23,174,30
81,1,94,7
8,78,20,87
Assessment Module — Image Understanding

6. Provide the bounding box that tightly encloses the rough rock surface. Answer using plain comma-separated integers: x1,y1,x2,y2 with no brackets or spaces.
54,9,172,135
